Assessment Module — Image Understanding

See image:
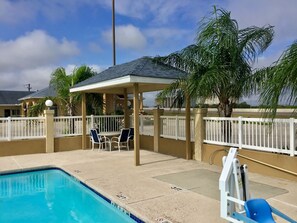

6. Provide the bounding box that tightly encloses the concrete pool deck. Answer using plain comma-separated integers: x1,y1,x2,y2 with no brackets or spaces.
0,149,296,222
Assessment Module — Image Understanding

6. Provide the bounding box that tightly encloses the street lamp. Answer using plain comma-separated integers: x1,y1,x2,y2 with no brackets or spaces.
45,99,53,110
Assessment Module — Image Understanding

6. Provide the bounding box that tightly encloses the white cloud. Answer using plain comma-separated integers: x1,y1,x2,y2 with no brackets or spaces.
0,30,81,91
103,24,146,50
0,30,79,71
0,0,36,24
89,65,104,73
145,28,192,46
227,0,297,39
65,64,105,75
96,0,206,25
0,66,54,91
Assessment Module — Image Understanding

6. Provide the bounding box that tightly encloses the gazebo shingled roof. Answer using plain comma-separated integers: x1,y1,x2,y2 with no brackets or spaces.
70,57,186,94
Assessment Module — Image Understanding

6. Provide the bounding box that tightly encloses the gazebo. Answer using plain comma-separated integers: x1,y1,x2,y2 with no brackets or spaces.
70,56,191,166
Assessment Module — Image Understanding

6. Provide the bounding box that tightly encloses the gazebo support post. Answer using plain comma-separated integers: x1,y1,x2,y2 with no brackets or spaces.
82,93,87,150
185,94,191,159
133,83,140,166
124,88,129,128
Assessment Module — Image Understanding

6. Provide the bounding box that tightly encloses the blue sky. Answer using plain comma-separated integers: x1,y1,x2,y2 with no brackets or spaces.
0,0,296,105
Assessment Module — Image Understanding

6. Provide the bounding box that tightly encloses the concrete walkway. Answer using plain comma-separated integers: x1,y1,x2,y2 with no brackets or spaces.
0,150,296,222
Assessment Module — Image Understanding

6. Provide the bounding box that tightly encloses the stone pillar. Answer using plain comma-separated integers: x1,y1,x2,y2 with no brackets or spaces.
153,108,164,152
194,108,207,161
44,110,54,153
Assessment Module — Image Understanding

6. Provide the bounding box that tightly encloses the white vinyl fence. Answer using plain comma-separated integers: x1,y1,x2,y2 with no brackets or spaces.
130,115,154,136
0,117,45,141
204,117,297,156
87,115,124,133
0,115,125,140
54,116,83,137
55,115,125,137
160,115,195,142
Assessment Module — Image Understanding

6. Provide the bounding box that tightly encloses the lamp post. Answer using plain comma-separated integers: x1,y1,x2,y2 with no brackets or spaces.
112,0,116,66
45,99,53,110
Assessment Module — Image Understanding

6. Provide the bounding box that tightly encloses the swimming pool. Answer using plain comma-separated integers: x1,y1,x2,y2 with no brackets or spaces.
0,168,143,223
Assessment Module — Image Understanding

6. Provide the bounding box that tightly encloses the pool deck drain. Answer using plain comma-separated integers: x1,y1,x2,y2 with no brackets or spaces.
0,150,296,223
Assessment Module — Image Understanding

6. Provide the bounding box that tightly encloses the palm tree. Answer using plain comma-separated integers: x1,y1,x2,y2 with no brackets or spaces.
29,65,102,116
259,41,297,117
155,6,274,118
50,65,103,116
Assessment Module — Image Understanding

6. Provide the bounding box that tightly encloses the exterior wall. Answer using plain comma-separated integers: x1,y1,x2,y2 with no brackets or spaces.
0,105,22,117
202,144,297,182
0,136,90,157
159,138,194,159
139,135,195,159
140,135,154,151
54,136,85,152
0,139,45,156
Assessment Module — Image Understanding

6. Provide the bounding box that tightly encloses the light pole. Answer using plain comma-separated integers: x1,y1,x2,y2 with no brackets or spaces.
112,0,116,66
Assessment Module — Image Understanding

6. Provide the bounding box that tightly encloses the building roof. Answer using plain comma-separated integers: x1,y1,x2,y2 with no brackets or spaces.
0,91,33,105
19,85,56,101
70,57,186,94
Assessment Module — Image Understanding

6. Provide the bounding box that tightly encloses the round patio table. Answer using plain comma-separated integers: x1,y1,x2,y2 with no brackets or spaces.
100,131,120,151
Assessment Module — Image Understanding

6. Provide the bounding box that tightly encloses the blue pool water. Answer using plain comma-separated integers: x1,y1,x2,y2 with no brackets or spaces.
0,169,141,223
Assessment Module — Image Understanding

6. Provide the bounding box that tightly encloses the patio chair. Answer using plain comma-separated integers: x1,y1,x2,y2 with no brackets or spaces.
111,128,130,151
90,129,110,151
128,127,134,148
243,198,296,223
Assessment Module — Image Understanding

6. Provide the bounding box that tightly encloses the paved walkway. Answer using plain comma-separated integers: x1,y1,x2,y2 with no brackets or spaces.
0,150,296,222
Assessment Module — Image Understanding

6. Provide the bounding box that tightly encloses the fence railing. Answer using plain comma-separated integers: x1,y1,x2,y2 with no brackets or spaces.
54,116,83,137
160,115,195,142
130,115,154,136
204,117,297,156
0,115,125,141
86,115,124,134
0,117,45,141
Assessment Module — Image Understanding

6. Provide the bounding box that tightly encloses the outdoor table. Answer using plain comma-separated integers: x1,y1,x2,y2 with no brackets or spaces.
100,131,121,151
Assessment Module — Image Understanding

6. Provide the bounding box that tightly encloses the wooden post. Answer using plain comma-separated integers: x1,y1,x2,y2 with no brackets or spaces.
124,88,130,128
185,94,191,160
133,83,140,166
82,93,87,150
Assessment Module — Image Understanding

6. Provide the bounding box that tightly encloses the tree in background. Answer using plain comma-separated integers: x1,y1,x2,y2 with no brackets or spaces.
29,65,102,116
259,41,297,117
155,6,274,118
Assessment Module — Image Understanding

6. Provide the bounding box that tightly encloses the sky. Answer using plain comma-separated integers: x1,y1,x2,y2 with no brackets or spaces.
0,0,296,106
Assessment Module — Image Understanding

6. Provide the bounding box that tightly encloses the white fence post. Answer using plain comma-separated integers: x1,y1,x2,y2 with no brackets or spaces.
140,115,144,133
289,118,295,156
7,117,11,141
175,115,179,140
238,116,242,149
91,115,94,129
